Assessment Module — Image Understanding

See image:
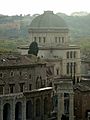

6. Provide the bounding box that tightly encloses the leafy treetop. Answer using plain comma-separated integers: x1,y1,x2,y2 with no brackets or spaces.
28,41,39,56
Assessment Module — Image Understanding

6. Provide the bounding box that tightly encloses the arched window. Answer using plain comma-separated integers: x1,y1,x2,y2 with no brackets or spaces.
3,103,11,120
15,102,22,120
36,99,40,117
44,97,48,115
26,100,33,119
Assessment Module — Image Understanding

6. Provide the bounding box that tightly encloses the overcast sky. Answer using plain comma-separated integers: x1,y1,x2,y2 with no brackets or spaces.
0,0,90,15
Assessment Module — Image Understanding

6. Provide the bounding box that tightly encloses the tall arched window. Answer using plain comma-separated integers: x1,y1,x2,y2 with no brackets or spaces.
3,103,11,120
15,102,22,120
36,98,40,117
26,100,33,119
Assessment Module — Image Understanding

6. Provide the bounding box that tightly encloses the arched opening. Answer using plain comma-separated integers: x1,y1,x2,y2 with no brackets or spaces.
36,98,40,117
26,100,33,120
44,97,48,115
15,102,22,120
3,103,11,120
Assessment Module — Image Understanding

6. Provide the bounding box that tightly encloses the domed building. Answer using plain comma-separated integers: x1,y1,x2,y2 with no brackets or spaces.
29,11,69,47
18,11,81,80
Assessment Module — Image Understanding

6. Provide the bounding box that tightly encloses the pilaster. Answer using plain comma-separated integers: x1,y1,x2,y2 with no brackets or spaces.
58,92,64,120
69,93,74,120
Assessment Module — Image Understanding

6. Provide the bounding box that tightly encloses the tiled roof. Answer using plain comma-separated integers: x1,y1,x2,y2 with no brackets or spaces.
0,54,45,67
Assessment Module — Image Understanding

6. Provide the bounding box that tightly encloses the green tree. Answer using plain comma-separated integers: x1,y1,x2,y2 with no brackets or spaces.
28,41,39,56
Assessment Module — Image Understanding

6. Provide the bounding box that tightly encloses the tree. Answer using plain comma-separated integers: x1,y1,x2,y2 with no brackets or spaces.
28,41,39,56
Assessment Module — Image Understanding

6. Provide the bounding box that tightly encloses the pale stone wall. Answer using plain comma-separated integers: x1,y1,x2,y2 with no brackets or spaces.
29,30,69,46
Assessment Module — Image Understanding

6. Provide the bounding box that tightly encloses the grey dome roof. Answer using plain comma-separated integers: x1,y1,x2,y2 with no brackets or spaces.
30,11,68,29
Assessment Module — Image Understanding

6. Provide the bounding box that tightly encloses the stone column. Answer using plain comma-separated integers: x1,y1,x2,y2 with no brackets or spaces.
69,93,74,120
12,98,15,120
23,99,26,120
0,99,3,120
58,92,64,120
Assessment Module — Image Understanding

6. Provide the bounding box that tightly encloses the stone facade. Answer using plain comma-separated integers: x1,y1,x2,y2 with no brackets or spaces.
0,53,52,120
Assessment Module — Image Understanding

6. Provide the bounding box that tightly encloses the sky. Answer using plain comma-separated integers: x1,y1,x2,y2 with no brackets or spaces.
0,0,90,16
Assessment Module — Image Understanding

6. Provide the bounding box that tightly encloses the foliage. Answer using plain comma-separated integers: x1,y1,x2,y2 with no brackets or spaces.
28,41,39,56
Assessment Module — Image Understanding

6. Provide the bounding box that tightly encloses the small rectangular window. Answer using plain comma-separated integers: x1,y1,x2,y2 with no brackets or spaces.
70,51,73,58
67,63,69,74
19,71,22,76
19,83,24,92
9,84,15,93
29,74,31,79
74,62,76,74
29,84,32,90
43,37,46,43
67,52,69,58
0,73,3,78
0,85,4,94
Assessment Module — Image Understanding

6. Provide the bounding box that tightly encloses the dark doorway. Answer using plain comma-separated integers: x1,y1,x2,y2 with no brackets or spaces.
15,102,22,120
26,100,33,120
3,103,11,120
36,98,40,117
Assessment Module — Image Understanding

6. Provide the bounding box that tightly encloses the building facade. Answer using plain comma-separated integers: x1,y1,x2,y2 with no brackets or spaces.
0,53,52,120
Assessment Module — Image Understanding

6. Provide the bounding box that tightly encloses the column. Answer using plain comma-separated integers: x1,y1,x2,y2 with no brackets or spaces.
23,99,26,120
69,93,74,120
12,98,15,120
0,99,3,120
58,92,64,120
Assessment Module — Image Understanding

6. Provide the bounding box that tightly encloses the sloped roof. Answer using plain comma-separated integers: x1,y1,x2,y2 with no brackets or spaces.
0,54,46,67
